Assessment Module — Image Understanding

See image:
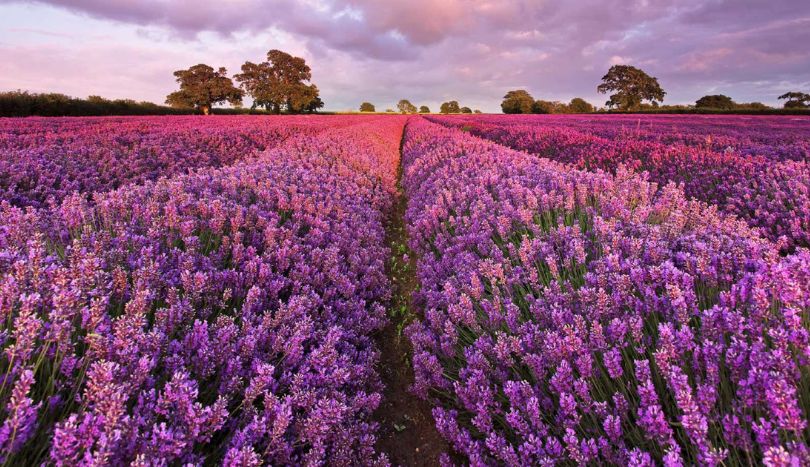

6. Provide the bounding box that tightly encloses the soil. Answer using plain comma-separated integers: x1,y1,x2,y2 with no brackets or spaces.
373,121,451,466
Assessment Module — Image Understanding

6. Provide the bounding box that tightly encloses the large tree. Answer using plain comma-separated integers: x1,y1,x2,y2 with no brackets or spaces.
597,65,665,111
166,64,242,115
568,97,594,113
501,90,534,114
778,91,810,109
235,50,322,114
397,99,418,114
359,102,376,112
440,100,460,114
695,94,736,109
460,106,473,114
419,105,430,113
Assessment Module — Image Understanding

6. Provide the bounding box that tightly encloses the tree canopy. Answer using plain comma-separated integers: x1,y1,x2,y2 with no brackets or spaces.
695,94,736,109
597,65,665,111
305,95,324,113
359,102,375,112
419,105,430,113
778,92,810,109
440,101,461,114
235,50,322,114
397,99,418,113
568,97,594,113
165,64,242,115
532,100,566,114
460,106,473,114
501,90,535,114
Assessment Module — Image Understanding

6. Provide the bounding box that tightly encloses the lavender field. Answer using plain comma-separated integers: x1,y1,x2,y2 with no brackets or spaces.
1,114,809,465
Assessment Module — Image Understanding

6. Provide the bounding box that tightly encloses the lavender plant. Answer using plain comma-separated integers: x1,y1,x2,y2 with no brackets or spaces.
0,115,366,208
404,119,810,465
432,115,810,252
0,116,405,464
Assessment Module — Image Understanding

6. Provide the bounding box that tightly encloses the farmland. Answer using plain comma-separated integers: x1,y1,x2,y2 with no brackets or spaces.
1,114,809,465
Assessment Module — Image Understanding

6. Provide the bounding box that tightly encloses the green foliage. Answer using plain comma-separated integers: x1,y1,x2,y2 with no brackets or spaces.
235,49,322,114
419,105,430,113
501,90,534,114
165,64,242,115
305,95,324,113
568,97,594,113
737,102,770,110
440,100,461,114
532,100,566,114
695,94,736,109
0,90,200,117
359,102,376,112
397,99,418,114
460,106,472,114
779,91,810,109
597,65,666,110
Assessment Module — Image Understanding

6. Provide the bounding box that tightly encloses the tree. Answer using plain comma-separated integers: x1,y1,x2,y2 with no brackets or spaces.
533,100,567,114
440,100,461,114
397,99,418,114
778,92,810,109
568,97,594,113
501,90,535,114
359,102,376,112
695,94,735,109
166,64,242,115
460,106,473,114
597,65,665,111
305,95,324,113
286,83,321,114
235,50,321,114
474,109,482,114
419,105,430,113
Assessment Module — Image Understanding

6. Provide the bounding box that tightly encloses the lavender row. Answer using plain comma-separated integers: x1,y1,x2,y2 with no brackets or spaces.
0,115,370,208
0,117,406,464
402,118,810,465
439,114,810,162
431,115,810,252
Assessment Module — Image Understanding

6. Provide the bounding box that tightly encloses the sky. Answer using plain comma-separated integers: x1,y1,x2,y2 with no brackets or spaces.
0,0,808,112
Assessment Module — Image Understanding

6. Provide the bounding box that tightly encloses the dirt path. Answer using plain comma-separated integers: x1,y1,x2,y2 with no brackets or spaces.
374,121,450,466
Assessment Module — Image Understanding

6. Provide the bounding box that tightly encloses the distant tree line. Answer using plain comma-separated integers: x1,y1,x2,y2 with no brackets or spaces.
0,90,278,117
438,101,480,114
359,99,480,114
692,94,773,111
501,90,595,114
501,64,810,114
166,49,324,115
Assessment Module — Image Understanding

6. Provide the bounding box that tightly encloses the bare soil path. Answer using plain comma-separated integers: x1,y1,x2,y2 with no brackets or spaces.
374,120,450,466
